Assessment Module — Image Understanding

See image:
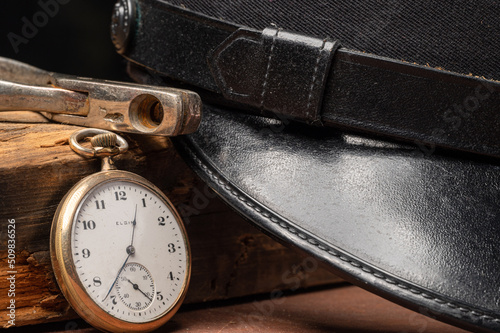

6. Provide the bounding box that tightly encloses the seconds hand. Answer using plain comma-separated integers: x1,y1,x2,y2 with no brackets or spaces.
103,205,138,302
127,278,153,302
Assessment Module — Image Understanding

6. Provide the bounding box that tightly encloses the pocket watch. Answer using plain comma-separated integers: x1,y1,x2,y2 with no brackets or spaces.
50,128,191,332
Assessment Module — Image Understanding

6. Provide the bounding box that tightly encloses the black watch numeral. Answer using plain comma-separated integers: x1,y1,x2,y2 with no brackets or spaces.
82,220,96,230
95,200,106,210
114,191,127,201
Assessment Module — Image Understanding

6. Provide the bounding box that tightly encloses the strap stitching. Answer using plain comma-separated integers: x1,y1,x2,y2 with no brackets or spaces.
260,28,280,110
306,39,327,111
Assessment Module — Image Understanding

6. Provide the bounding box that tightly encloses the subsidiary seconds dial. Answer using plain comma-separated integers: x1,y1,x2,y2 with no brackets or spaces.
116,263,155,311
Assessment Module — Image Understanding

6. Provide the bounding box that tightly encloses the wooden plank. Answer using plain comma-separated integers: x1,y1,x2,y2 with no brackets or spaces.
6,285,470,332
0,120,341,327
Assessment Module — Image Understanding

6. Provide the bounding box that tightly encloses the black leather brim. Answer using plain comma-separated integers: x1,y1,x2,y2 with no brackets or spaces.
174,104,500,333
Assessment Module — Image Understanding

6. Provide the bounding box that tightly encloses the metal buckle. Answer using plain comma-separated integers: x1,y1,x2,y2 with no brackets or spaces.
0,57,202,136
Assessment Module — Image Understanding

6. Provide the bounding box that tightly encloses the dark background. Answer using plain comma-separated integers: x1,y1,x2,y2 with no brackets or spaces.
0,0,127,80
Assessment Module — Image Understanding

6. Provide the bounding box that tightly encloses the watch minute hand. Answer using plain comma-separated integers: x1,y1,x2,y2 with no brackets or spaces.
102,253,130,302
102,205,138,302
130,204,137,247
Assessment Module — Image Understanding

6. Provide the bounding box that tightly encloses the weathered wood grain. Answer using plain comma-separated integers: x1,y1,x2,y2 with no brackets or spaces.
0,119,341,327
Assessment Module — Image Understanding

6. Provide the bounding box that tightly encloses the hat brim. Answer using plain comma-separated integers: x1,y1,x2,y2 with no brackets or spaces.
175,103,500,333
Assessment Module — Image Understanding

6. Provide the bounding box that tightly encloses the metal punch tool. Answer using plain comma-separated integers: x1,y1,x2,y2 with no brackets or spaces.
0,57,202,136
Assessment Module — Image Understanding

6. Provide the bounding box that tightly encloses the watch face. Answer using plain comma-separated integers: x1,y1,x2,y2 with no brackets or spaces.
71,178,188,323
51,171,190,332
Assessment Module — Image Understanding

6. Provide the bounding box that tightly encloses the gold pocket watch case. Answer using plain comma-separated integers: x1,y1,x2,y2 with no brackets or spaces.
50,129,191,332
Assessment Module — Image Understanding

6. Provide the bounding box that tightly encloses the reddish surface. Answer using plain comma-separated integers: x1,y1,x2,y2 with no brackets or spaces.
162,285,469,333
18,284,469,332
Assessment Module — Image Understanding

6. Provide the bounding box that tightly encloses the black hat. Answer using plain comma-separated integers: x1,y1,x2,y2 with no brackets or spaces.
117,1,500,331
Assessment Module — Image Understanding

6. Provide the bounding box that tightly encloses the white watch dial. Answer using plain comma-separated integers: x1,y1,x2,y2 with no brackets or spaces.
71,179,188,323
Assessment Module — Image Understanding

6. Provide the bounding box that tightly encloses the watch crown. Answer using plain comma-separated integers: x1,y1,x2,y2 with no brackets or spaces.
91,133,118,149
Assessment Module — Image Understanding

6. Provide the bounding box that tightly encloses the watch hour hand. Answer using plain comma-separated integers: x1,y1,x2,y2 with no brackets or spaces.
102,253,130,302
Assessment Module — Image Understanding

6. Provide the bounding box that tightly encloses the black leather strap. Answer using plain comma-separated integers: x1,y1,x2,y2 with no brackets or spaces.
208,27,340,124
122,0,500,158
